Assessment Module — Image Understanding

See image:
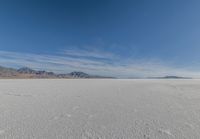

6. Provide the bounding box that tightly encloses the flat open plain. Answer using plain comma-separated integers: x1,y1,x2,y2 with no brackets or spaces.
0,79,200,139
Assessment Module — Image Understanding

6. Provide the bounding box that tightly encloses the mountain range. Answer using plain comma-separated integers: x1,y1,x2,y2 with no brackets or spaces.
0,65,191,79
0,66,113,79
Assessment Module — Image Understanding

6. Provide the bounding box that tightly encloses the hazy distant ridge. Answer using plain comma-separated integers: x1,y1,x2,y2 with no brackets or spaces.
148,76,192,79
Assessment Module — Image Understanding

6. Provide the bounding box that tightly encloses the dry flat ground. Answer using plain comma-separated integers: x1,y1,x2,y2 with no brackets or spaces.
0,79,200,139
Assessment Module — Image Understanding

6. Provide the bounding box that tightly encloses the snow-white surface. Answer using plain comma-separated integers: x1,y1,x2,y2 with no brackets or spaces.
0,79,200,139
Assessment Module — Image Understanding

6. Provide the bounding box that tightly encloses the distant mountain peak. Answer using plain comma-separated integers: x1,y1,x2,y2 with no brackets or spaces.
17,67,36,74
68,71,90,78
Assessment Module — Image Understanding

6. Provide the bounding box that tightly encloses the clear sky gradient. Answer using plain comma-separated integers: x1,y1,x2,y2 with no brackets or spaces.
1,0,200,77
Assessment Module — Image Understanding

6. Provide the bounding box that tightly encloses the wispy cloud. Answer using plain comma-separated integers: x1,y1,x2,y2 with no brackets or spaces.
62,49,116,60
0,50,200,78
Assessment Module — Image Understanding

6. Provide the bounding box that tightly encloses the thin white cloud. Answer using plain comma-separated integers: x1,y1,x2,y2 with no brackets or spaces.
0,50,200,78
62,48,117,60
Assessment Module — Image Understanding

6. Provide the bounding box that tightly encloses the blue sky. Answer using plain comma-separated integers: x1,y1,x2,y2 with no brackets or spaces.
1,0,200,77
